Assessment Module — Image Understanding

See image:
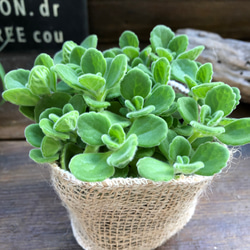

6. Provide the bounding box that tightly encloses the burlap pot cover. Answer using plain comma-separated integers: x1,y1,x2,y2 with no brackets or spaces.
50,163,213,250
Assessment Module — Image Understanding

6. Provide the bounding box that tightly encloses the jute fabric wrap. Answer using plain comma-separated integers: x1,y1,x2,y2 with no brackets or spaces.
50,163,213,250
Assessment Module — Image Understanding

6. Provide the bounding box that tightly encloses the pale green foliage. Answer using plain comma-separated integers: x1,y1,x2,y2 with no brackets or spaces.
2,25,250,182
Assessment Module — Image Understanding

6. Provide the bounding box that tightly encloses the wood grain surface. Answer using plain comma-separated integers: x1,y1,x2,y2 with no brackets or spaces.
0,141,250,250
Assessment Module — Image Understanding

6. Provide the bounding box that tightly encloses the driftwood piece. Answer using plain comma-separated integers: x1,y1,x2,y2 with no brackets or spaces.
176,29,250,103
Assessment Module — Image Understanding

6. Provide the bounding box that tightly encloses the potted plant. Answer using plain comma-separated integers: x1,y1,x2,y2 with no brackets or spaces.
2,25,250,250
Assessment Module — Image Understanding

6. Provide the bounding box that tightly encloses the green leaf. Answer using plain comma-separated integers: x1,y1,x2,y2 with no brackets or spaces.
62,41,78,63
112,166,129,178
69,95,87,114
2,88,40,106
169,136,191,162
28,65,52,96
205,84,236,116
191,142,230,176
41,136,62,157
108,124,126,144
83,95,110,110
81,48,106,75
156,47,173,62
78,74,106,96
171,59,198,84
126,106,155,119
184,75,197,89
174,161,204,175
4,69,29,89
53,64,80,90
120,68,152,100
177,97,198,123
152,57,171,85
19,106,35,120
177,45,205,60
70,46,86,65
137,157,174,182
53,50,63,64
101,110,131,128
53,110,79,132
69,152,114,182
119,30,139,48
145,85,175,115
77,112,111,146
127,114,168,147
101,134,120,150
190,121,225,136
60,143,83,171
39,107,62,121
191,82,224,99
217,118,250,145
34,53,54,69
200,105,211,124
29,148,59,163
25,124,44,147
122,46,140,60
196,63,213,83
150,25,175,51
168,35,188,56
105,54,127,90
207,110,224,127
39,118,70,141
80,34,98,49
34,92,71,122
107,134,138,168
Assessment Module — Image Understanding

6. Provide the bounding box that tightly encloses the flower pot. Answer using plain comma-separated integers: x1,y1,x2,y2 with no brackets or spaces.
50,164,212,250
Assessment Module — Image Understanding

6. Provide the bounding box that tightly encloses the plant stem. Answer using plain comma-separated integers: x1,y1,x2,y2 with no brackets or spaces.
188,131,201,144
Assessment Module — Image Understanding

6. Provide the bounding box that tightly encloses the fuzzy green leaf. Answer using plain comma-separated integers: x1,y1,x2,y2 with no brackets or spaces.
119,30,139,48
205,84,236,116
53,110,79,133
127,114,168,147
81,34,98,49
126,106,155,119
39,108,62,121
177,97,198,123
28,65,52,96
105,54,127,90
77,112,111,146
217,118,250,145
171,59,198,84
177,45,205,60
145,85,175,115
39,118,70,141
62,41,77,63
108,124,126,144
191,82,224,99
174,161,204,175
70,46,86,65
152,57,171,85
156,47,173,62
78,74,106,96
25,124,44,147
120,68,152,100
69,152,114,182
191,142,230,176
101,111,131,128
29,148,59,163
137,157,174,182
4,69,29,89
168,35,188,56
81,48,106,75
41,136,62,157
190,121,225,136
122,46,140,60
107,134,138,168
150,25,175,51
34,53,54,69
2,88,40,106
83,95,110,109
196,63,213,83
169,136,191,162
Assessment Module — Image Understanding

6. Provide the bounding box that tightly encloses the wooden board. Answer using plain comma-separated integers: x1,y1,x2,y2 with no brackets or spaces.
88,0,250,44
1,141,250,249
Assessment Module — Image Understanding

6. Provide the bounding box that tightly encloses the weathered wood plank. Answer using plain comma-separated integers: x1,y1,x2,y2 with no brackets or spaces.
0,141,250,249
88,0,250,44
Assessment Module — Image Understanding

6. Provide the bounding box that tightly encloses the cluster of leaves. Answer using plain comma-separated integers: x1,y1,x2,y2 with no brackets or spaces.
2,25,250,182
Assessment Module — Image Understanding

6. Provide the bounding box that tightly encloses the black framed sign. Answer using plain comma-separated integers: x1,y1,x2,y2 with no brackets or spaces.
0,0,88,51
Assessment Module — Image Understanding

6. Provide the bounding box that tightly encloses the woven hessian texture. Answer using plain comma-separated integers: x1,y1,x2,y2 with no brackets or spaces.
50,164,212,250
